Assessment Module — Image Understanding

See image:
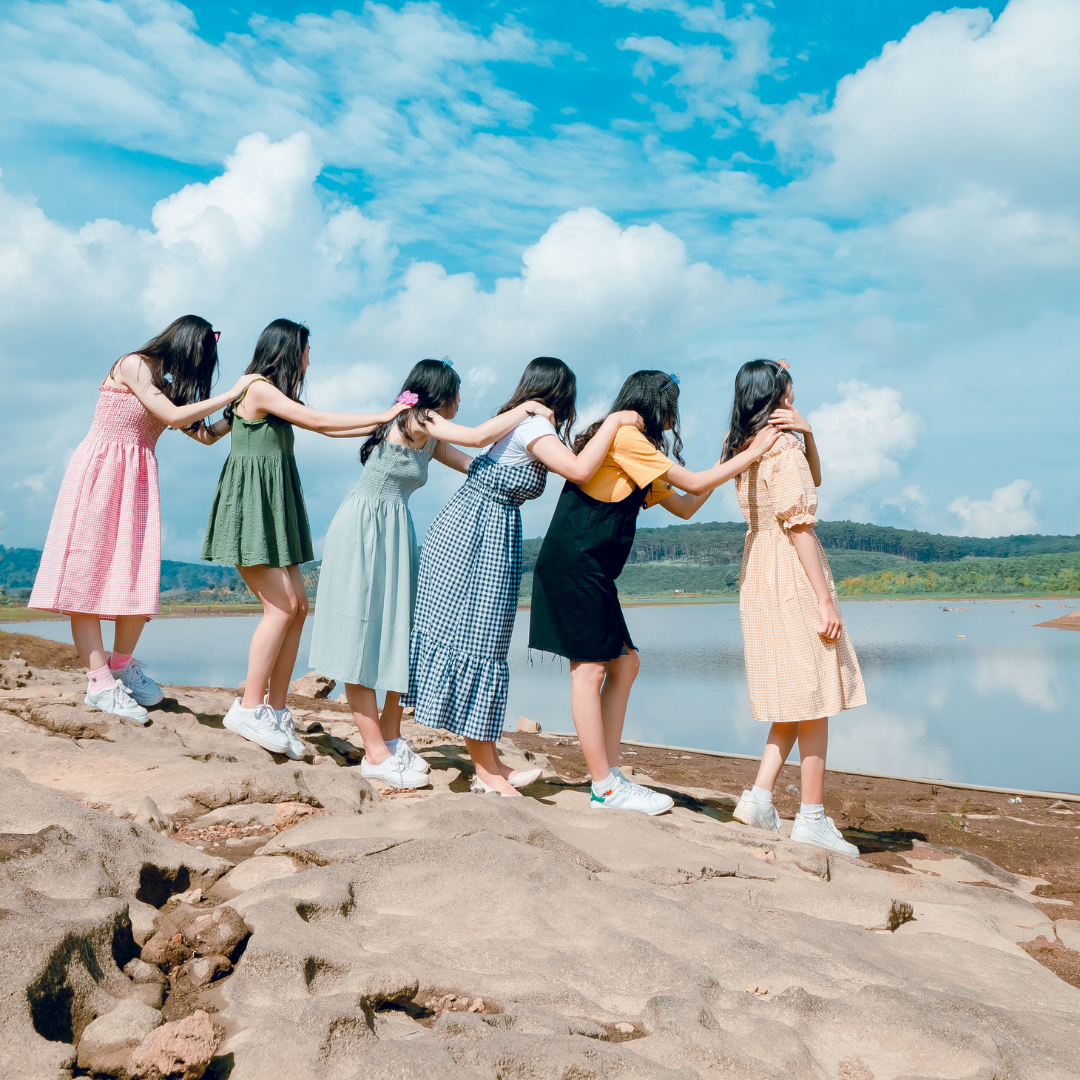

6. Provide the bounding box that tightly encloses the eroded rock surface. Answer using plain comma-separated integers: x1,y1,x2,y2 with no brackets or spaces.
1,667,1078,1079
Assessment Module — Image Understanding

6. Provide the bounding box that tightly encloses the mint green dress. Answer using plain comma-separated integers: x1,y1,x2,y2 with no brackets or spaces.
201,411,313,568
307,440,433,691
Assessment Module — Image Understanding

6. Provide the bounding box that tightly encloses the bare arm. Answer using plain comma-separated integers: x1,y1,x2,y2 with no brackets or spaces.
415,401,554,448
528,412,644,483
663,425,781,497
432,440,473,474
322,421,394,439
181,416,232,445
658,488,713,520
789,525,841,642
115,355,260,430
769,406,821,486
239,379,410,434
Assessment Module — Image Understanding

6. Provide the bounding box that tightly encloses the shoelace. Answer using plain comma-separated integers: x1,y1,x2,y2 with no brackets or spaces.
277,709,298,736
106,682,139,706
125,658,151,688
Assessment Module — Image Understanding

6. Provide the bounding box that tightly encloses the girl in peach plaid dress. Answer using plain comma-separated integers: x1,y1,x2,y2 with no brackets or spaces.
725,360,866,856
29,316,258,724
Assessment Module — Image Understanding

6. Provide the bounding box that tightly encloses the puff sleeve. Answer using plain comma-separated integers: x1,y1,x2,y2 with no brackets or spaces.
763,439,818,529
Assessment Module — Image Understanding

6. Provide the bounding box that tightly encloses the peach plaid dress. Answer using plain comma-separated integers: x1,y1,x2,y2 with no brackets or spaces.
29,384,167,620
735,436,866,723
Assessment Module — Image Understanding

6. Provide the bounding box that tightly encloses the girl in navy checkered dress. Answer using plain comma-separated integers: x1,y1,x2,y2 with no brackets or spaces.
404,357,643,797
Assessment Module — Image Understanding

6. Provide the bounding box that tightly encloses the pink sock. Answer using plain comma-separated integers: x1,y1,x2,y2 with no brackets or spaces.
108,652,133,671
87,664,117,692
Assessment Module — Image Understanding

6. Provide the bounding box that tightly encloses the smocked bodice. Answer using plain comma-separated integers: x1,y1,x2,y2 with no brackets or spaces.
89,386,168,450
229,414,295,459
354,440,431,503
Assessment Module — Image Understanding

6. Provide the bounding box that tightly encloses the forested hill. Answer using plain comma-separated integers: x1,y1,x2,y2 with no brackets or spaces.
520,521,1080,571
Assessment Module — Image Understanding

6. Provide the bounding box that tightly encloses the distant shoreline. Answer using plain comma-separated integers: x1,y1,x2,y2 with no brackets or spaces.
3,593,1078,625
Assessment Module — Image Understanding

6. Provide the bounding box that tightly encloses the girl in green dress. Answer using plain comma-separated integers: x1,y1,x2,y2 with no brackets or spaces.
202,319,408,756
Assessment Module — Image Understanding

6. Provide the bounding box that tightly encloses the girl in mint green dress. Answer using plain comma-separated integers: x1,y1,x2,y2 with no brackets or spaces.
308,359,555,790
202,319,407,758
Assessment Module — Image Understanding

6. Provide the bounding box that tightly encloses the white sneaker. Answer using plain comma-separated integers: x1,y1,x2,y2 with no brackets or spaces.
507,768,543,789
272,706,307,760
733,790,781,835
85,683,149,724
590,774,673,816
361,754,430,790
791,812,860,857
223,699,291,754
113,657,164,707
392,738,429,774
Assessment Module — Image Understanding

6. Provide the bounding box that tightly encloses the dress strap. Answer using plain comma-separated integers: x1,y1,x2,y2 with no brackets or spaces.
232,376,274,408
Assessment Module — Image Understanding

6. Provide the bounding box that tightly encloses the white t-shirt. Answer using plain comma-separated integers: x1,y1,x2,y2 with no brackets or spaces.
485,414,558,467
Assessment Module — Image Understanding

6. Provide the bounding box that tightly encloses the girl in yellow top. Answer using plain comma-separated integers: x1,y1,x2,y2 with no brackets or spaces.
529,369,779,815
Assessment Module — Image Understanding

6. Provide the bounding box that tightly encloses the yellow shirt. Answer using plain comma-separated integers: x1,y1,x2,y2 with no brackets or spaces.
578,426,676,507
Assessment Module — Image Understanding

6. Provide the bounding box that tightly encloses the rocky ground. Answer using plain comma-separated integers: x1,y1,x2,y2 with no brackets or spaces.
2,630,1079,1080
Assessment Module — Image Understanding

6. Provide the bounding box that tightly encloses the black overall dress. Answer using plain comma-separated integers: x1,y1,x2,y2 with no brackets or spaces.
528,480,648,662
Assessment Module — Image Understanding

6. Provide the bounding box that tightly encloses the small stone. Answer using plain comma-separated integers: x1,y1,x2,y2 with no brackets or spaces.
77,999,163,1075
141,930,192,969
171,887,203,906
182,954,232,987
185,905,250,960
128,898,160,947
128,1009,220,1080
515,716,541,734
133,796,175,835
467,997,484,1013
225,837,245,846
124,958,166,986
289,671,336,698
615,1022,635,1034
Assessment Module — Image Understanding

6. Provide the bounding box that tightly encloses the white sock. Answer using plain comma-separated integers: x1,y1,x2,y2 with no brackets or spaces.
800,802,824,820
751,784,773,805
592,773,617,796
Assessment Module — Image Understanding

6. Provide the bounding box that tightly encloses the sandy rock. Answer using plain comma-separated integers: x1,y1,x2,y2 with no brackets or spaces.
76,999,163,1075
134,797,175,835
209,855,302,900
289,671,336,699
128,1009,220,1080
272,801,325,831
515,715,541,734
128,899,161,947
1056,919,1080,951
185,905,250,960
123,959,167,1009
20,699,114,739
189,804,279,830
182,954,232,987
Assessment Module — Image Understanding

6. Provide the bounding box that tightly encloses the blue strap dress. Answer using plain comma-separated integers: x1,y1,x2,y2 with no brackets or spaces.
308,440,432,691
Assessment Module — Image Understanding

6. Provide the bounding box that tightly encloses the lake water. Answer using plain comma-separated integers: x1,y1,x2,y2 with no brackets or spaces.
7,599,1079,793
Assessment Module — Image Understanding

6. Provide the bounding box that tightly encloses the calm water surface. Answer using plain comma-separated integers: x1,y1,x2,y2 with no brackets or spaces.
8,600,1078,792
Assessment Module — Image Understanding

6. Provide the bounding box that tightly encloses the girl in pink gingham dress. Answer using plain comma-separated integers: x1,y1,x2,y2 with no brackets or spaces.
29,315,257,723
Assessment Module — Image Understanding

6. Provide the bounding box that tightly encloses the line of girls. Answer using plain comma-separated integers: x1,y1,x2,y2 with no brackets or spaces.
31,315,865,856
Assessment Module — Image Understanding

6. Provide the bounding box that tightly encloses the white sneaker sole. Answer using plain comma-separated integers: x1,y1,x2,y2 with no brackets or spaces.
790,829,860,857
733,800,780,835
84,693,149,725
223,714,290,754
590,797,674,816
361,766,430,790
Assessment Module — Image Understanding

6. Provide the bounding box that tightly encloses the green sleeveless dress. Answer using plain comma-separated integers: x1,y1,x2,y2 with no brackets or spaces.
201,400,313,569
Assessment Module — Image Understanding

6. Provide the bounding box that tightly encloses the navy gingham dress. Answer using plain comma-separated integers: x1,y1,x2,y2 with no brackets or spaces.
403,453,548,741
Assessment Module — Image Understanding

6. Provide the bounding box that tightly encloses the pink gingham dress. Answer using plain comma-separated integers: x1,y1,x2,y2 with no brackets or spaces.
29,384,168,620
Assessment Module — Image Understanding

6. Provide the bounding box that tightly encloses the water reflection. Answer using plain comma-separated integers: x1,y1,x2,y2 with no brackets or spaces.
6,599,1077,792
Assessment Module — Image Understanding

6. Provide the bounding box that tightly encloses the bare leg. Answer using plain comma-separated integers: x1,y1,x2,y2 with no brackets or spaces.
380,691,403,742
112,615,148,656
70,614,107,671
569,661,609,782
345,683,392,765
751,722,800,793
465,737,517,796
796,717,828,805
600,648,639,769
236,565,303,709
266,566,308,710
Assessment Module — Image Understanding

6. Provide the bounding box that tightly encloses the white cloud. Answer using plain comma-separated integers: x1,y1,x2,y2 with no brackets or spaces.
807,382,921,511
882,484,928,512
948,480,1040,537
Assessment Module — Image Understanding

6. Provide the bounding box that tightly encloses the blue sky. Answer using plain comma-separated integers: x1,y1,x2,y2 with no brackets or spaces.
1,0,1075,558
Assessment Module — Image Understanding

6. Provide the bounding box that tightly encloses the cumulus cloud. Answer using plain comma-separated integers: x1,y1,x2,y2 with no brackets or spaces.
807,382,921,512
948,480,1040,537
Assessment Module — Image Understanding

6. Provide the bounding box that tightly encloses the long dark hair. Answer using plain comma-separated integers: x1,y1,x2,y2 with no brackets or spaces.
226,319,309,422
496,357,577,443
573,369,683,465
360,359,461,465
720,359,791,462
115,315,219,407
